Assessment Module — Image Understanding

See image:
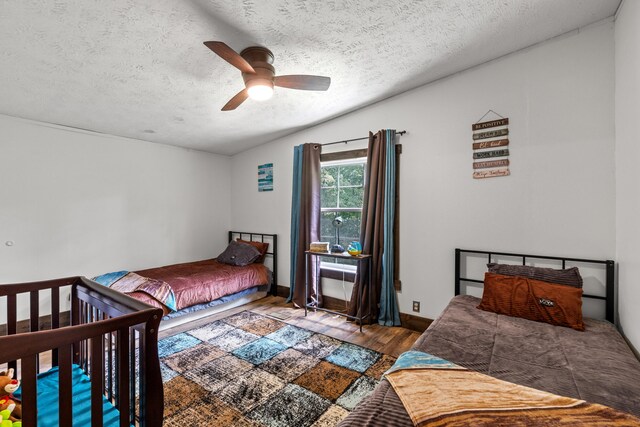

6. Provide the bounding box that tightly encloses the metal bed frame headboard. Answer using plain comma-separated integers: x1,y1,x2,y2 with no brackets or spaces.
455,248,615,323
229,231,278,296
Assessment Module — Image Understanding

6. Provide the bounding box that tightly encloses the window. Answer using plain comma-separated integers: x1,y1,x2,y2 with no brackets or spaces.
318,144,401,289
320,156,366,275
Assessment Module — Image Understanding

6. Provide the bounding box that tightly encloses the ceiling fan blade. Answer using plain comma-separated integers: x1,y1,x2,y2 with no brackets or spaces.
222,88,249,111
274,75,331,91
204,41,255,74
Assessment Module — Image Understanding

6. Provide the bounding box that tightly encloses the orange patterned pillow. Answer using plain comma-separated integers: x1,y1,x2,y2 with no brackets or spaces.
237,239,269,263
478,272,584,331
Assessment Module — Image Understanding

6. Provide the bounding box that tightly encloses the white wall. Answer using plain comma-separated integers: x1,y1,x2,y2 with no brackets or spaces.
615,0,640,351
0,114,231,320
230,19,616,320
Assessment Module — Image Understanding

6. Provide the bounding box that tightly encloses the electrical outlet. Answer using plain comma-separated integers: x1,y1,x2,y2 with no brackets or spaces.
412,301,420,312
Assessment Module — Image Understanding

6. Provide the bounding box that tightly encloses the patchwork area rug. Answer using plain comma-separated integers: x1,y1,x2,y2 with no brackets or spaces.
159,310,396,427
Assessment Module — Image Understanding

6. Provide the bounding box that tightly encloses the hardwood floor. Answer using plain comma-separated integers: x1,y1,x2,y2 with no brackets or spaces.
160,295,422,357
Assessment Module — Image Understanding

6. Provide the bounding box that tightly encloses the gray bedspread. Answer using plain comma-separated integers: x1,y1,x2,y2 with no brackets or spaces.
339,295,640,426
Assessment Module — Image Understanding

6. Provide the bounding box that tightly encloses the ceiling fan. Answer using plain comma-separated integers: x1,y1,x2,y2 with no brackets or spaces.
204,41,331,111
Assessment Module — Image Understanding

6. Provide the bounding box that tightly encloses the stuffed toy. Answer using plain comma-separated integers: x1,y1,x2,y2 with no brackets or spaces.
0,404,22,427
0,369,21,422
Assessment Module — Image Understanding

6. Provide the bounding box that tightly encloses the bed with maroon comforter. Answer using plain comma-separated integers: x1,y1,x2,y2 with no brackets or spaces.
129,258,271,315
94,232,276,316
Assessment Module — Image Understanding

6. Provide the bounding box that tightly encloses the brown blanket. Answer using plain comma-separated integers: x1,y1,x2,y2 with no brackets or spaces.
107,271,174,312
386,351,640,426
134,259,270,312
339,295,640,426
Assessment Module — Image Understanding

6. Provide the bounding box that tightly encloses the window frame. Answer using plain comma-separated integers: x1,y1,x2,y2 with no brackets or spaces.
319,150,367,280
318,144,402,290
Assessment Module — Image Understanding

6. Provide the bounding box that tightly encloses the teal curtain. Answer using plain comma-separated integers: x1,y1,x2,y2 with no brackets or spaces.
378,129,401,326
287,145,303,302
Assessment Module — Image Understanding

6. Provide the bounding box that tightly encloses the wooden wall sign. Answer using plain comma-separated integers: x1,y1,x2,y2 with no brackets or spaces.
472,139,509,150
471,113,510,179
473,149,509,159
472,128,509,140
473,159,509,169
472,118,509,131
473,168,510,179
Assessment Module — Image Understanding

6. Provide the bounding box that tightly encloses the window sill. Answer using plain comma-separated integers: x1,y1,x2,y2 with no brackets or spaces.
320,267,356,282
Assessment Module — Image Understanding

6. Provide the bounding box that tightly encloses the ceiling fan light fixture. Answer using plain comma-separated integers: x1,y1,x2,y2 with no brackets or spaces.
247,82,274,101
204,41,330,110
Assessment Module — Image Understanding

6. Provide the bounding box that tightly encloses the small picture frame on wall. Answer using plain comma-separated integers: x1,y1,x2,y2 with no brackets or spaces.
258,163,273,192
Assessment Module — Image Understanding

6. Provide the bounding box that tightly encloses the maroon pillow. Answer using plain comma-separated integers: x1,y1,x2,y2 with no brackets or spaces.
237,239,269,263
478,273,584,331
216,241,261,266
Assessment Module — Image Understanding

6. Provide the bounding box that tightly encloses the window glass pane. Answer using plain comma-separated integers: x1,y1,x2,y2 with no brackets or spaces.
319,210,361,266
338,187,364,208
321,166,338,188
339,163,365,186
320,211,337,244
339,211,361,243
321,187,337,209
320,212,362,247
320,159,365,269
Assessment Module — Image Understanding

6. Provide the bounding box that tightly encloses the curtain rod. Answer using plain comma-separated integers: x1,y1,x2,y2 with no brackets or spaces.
321,130,406,146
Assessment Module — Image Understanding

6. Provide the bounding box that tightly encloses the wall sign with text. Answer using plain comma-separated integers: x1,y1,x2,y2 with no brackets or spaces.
471,117,510,179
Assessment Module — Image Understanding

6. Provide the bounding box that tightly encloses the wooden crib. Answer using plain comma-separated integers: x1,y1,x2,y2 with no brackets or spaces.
0,276,164,426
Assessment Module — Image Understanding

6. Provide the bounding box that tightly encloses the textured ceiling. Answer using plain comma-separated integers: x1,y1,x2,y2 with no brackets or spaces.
0,0,620,155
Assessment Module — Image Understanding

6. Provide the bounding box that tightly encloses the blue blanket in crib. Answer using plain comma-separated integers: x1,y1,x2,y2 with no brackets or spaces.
13,364,126,427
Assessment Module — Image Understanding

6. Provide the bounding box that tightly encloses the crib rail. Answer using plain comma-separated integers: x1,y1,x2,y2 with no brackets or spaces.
0,276,164,427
